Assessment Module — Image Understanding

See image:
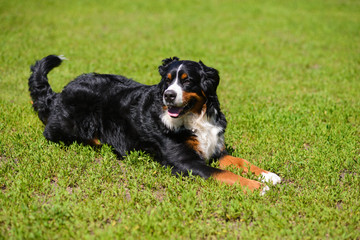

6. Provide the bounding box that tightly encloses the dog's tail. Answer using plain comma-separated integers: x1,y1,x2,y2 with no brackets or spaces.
28,55,65,124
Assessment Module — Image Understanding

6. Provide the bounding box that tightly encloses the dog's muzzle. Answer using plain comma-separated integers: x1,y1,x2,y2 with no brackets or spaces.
164,90,177,105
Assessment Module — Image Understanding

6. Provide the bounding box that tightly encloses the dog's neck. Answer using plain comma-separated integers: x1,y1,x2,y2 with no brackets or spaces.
161,109,224,160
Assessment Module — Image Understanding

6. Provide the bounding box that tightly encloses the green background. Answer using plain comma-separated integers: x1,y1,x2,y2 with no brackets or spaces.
1,0,359,239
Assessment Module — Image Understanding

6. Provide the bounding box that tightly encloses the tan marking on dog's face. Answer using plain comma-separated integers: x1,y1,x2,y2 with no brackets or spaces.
182,91,206,114
167,73,172,80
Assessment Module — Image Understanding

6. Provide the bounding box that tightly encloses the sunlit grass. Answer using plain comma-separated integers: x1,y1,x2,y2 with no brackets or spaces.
0,0,359,239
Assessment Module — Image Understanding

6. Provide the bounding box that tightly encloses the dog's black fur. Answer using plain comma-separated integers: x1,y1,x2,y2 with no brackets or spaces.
29,55,232,179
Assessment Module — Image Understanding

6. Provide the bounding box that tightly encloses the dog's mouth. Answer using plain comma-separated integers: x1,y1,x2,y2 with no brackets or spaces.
167,106,184,118
165,101,195,118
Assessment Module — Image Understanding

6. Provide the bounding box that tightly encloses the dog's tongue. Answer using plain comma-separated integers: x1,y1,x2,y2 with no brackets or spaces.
168,107,183,118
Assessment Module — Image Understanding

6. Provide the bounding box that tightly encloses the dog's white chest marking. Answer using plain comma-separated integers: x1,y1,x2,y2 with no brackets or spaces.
185,115,224,160
161,112,224,160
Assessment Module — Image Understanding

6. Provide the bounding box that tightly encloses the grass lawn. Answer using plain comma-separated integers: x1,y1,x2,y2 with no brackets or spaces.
1,0,359,239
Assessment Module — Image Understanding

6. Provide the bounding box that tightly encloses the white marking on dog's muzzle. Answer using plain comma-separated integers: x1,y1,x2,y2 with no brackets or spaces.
163,64,183,106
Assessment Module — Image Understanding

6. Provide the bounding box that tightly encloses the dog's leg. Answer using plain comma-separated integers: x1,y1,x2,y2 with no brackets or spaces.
161,140,270,194
211,169,267,194
218,155,281,185
173,162,265,194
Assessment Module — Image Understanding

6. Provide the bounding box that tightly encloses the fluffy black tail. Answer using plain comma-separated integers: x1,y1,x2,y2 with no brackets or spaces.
28,55,65,124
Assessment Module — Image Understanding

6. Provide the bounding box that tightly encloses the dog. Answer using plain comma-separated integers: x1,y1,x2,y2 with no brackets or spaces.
28,55,281,194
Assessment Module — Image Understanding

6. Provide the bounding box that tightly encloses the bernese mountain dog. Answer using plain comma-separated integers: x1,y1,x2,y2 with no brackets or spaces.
28,55,281,194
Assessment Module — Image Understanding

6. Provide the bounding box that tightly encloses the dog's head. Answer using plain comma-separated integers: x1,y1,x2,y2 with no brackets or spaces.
158,57,220,119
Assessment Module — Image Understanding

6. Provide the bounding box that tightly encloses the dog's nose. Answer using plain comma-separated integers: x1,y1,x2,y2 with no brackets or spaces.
164,90,177,103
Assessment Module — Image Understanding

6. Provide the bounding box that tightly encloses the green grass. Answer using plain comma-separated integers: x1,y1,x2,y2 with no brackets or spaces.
1,0,359,239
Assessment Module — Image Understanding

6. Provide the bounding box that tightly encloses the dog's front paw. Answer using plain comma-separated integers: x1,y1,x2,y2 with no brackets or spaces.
259,172,281,185
260,185,270,196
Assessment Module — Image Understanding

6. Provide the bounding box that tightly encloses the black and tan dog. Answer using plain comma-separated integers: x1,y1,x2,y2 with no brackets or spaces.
29,55,281,194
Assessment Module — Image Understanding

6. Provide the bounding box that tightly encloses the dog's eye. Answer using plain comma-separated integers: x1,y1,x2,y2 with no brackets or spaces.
180,73,190,85
182,79,191,86
165,76,172,84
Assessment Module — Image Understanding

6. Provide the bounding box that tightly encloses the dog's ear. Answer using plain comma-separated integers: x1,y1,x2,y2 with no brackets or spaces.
158,57,179,76
199,60,220,97
199,61,221,117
